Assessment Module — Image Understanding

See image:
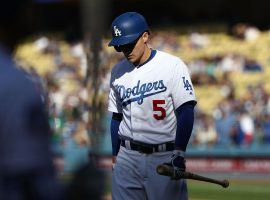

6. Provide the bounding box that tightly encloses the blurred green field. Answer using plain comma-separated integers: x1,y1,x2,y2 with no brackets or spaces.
104,176,270,200
188,179,270,200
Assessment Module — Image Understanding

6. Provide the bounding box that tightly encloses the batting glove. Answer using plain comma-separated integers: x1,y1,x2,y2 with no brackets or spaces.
166,150,186,172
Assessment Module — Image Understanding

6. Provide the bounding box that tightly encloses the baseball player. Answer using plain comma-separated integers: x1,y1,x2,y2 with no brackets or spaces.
108,12,197,200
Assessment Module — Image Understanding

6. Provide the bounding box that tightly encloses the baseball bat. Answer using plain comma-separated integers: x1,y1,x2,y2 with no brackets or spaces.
157,164,229,188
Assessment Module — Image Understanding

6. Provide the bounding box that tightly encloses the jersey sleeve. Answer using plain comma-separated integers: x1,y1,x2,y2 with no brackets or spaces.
108,69,123,113
171,59,197,109
108,87,123,113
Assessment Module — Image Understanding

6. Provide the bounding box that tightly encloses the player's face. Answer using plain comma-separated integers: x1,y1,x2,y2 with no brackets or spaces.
115,32,149,65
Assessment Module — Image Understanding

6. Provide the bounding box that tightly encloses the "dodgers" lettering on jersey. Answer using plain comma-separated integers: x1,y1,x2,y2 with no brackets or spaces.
116,80,167,106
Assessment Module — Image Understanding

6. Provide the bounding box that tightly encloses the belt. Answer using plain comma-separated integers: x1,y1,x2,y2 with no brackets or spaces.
120,139,175,154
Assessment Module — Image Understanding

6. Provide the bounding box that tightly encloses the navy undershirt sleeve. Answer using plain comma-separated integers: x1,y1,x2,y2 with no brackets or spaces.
174,101,196,151
110,113,122,156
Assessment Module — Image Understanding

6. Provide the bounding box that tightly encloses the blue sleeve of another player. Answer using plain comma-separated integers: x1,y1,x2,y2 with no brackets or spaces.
174,101,196,151
110,113,123,156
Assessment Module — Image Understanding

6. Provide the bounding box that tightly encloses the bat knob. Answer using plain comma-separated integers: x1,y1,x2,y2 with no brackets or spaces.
222,180,229,188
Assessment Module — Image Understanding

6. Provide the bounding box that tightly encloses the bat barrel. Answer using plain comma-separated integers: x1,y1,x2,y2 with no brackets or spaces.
222,179,229,188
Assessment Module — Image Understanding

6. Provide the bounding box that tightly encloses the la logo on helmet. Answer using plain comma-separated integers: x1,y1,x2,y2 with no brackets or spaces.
114,26,122,37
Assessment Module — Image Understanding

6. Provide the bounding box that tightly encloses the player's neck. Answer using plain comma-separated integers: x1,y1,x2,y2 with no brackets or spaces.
137,46,151,66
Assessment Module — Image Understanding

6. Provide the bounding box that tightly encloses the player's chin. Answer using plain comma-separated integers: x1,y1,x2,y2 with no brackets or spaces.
126,56,137,64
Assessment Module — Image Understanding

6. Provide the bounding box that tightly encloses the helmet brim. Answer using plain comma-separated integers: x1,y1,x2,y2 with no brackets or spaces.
108,32,142,47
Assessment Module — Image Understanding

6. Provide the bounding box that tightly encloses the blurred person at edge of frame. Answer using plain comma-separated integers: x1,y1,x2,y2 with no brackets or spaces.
0,0,64,199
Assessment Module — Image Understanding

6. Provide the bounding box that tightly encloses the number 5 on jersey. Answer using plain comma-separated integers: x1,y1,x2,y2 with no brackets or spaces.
153,100,166,120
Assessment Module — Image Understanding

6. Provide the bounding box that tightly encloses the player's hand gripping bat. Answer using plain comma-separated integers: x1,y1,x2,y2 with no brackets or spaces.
156,164,229,188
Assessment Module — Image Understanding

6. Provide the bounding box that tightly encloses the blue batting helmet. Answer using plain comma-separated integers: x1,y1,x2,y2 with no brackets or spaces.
108,12,149,47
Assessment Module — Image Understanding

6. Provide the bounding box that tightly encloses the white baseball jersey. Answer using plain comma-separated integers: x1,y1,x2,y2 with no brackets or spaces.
108,50,196,144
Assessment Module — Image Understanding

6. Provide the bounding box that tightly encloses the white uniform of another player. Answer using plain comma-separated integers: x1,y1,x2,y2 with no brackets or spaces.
108,49,196,200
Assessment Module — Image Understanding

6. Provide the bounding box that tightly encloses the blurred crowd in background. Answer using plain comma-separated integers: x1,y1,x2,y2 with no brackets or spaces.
14,23,270,172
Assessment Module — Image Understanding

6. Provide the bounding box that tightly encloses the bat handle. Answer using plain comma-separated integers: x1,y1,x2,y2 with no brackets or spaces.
156,164,174,176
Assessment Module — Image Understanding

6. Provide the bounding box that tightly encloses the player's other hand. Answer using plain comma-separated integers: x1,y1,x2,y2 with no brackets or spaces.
112,156,117,170
112,156,117,164
165,150,186,172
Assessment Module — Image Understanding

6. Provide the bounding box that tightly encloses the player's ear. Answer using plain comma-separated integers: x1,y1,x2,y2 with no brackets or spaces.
142,32,149,43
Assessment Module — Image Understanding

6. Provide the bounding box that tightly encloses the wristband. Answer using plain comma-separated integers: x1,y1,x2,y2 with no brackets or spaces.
173,150,185,157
